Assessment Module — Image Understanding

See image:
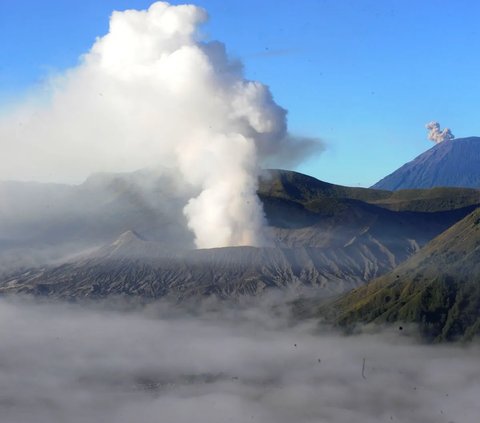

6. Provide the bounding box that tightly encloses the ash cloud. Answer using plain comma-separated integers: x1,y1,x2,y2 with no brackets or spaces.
0,297,479,423
425,121,455,144
0,2,323,249
0,169,199,271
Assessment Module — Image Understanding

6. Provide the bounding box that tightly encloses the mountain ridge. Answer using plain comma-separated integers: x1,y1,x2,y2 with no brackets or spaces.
1,168,479,303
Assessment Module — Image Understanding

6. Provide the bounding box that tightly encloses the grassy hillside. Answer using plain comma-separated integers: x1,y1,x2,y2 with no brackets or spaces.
370,187,480,212
259,169,480,213
258,169,391,204
316,207,480,342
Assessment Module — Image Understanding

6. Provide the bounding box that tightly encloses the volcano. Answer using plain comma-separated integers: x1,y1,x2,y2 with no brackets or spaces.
372,137,480,190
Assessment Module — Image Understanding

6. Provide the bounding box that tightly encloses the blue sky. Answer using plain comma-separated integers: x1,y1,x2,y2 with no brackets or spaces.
1,0,479,187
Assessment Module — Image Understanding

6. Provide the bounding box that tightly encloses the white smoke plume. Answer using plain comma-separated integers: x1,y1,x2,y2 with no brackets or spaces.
425,121,455,144
0,2,321,249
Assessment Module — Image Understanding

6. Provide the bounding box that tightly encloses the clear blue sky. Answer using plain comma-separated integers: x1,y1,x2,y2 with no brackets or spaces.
1,0,479,187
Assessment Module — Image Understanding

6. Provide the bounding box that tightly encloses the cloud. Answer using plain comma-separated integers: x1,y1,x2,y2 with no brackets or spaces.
0,297,478,423
0,2,323,249
425,121,455,144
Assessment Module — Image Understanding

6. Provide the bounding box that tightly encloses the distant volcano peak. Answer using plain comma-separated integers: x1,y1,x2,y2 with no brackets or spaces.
113,230,146,245
372,137,480,190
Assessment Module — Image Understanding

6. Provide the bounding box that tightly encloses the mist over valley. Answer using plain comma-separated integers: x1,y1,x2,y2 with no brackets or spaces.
1,1,480,422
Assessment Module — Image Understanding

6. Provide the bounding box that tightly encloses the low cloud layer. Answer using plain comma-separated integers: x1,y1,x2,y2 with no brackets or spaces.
425,121,455,144
0,2,322,249
0,298,478,423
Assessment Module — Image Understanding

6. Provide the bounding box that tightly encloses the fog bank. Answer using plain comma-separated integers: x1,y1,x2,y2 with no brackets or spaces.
0,298,478,423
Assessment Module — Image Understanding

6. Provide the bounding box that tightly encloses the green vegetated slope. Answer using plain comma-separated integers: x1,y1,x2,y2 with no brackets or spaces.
370,187,480,212
323,207,480,341
258,169,392,204
259,169,480,213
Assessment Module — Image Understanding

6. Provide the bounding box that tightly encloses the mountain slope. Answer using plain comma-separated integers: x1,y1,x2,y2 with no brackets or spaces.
372,137,480,190
1,197,477,301
317,207,480,341
0,168,473,271
0,233,397,300
260,169,480,213
1,169,479,296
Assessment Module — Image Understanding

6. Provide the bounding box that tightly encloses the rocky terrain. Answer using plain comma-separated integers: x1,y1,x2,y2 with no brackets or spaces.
1,169,479,300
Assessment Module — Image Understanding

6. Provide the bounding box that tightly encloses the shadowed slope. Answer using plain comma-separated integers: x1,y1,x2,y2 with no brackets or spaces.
317,207,480,341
